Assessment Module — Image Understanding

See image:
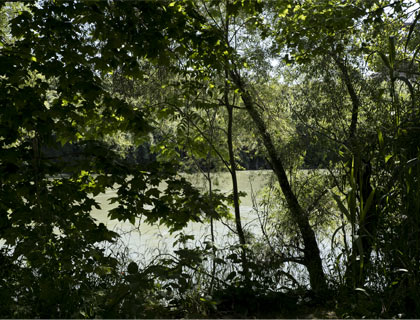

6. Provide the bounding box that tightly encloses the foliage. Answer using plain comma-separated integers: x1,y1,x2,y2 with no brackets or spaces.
0,1,225,317
1,0,420,318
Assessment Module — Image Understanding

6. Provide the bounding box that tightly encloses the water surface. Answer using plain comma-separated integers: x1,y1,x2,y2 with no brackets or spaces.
91,170,276,259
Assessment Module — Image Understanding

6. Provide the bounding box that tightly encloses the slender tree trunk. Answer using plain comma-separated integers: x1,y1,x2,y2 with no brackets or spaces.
224,69,249,279
333,56,359,141
206,160,217,293
229,70,327,294
227,104,248,276
222,5,248,278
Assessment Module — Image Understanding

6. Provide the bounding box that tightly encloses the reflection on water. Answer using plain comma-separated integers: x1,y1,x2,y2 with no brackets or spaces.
91,170,275,259
91,169,342,285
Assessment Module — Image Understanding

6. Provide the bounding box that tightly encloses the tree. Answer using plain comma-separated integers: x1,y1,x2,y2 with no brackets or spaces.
173,0,329,293
0,1,223,317
2,0,420,317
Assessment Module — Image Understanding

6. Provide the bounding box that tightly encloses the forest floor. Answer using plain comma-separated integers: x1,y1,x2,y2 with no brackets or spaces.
217,305,338,319
199,289,341,319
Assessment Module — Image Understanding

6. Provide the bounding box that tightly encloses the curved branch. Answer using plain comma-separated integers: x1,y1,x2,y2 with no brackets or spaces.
332,55,360,142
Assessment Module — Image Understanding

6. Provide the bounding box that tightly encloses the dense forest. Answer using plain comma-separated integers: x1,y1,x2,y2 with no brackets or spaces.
1,0,420,318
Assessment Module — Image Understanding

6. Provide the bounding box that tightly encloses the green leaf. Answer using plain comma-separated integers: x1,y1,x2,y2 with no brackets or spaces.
389,36,396,67
332,193,350,221
360,188,375,224
405,12,420,51
378,130,384,148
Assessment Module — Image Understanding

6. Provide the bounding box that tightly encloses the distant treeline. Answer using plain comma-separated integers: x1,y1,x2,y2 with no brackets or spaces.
42,136,334,172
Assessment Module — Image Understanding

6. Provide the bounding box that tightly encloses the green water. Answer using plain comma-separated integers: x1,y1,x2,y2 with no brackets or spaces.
91,170,276,257
186,169,276,206
91,170,275,223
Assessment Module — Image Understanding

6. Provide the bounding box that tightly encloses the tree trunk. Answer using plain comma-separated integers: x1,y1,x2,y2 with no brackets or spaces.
333,56,359,141
230,70,327,294
227,104,249,276
224,68,249,279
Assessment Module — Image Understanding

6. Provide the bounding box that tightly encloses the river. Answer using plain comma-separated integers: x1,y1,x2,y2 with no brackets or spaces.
91,170,277,261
